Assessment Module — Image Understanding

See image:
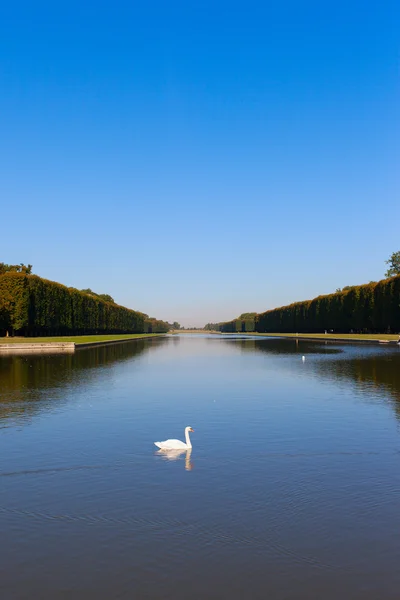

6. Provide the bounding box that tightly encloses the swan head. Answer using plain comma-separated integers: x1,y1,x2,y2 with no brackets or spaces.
185,426,194,433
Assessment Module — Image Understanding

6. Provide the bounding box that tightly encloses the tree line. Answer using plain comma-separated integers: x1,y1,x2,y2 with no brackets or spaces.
205,313,257,333
0,270,170,336
204,251,400,335
255,275,400,334
206,276,400,334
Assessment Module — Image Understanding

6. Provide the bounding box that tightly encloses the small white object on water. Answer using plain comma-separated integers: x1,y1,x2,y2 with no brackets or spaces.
154,426,194,450
302,355,306,362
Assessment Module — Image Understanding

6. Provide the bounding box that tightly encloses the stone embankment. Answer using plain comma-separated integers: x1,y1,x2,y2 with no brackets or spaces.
0,335,163,353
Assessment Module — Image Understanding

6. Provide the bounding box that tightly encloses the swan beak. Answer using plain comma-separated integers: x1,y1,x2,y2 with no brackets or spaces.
189,428,194,432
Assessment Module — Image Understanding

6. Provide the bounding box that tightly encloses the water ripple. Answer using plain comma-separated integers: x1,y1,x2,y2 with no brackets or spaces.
0,503,343,571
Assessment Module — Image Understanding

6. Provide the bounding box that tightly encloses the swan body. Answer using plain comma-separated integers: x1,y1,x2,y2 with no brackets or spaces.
154,426,194,450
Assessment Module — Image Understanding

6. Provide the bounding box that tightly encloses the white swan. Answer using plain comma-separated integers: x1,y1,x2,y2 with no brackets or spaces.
154,426,194,450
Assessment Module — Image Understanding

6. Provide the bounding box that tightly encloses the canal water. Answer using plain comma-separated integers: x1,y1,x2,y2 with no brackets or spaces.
1,335,400,599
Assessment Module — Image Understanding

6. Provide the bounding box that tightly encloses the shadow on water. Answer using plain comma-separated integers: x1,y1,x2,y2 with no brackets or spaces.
234,336,344,355
0,337,169,425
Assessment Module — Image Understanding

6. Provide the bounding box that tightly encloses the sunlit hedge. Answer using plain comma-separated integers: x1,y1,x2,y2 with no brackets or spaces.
211,315,256,333
144,318,170,333
0,272,145,336
256,276,400,334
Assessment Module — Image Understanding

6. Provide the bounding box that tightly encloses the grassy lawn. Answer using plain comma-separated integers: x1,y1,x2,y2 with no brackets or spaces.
229,332,399,341
0,334,164,345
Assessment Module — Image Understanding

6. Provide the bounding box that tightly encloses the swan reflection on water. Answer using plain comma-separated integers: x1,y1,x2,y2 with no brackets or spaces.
155,448,193,471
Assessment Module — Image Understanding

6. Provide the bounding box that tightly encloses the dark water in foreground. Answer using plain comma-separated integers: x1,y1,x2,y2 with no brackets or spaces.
1,335,400,600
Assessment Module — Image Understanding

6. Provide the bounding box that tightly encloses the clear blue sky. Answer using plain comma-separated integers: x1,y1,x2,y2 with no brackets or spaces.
1,1,399,326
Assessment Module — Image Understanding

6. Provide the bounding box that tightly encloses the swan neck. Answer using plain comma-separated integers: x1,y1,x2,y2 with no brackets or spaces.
185,429,192,448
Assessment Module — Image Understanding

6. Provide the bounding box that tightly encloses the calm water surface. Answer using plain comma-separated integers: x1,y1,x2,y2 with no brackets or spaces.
1,335,400,599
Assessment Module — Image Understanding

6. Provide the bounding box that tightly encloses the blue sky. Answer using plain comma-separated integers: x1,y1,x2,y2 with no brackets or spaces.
1,1,399,326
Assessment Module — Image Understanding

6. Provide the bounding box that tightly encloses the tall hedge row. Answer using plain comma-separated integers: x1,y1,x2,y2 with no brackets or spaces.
144,318,170,333
256,276,400,334
0,272,146,336
213,316,256,333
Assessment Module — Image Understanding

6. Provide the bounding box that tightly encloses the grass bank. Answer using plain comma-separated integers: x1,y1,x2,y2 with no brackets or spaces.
0,333,164,345
224,332,400,342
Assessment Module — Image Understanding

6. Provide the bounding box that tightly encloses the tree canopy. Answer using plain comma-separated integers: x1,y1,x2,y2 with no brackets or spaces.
385,251,400,278
0,262,32,275
81,288,115,303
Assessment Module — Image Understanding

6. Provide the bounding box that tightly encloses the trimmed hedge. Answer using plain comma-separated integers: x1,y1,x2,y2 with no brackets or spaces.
210,315,256,333
256,276,400,334
0,272,145,336
144,318,170,333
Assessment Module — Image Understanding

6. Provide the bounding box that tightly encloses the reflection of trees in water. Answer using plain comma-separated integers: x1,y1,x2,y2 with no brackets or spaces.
0,338,169,424
243,338,400,420
314,355,400,420
237,338,343,356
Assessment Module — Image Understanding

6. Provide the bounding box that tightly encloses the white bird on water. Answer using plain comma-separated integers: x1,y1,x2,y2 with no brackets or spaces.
154,426,194,450
302,355,306,362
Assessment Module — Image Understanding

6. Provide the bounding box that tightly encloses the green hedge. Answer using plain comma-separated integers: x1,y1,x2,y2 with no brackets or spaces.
256,276,400,334
214,316,256,333
219,319,236,332
144,318,170,333
0,272,145,336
